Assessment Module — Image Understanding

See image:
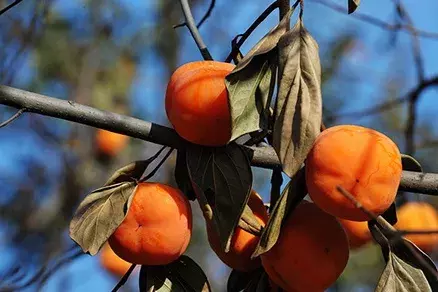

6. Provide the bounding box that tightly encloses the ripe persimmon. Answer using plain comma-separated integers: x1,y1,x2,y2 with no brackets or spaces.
306,125,402,221
395,202,438,253
109,182,192,265
261,201,349,292
99,243,132,277
338,219,372,250
96,129,129,156
206,190,269,272
165,61,235,146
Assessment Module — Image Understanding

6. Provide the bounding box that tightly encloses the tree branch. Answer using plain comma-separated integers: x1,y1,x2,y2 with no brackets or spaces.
1,85,438,195
197,0,215,28
178,0,213,60
310,0,438,39
0,0,23,16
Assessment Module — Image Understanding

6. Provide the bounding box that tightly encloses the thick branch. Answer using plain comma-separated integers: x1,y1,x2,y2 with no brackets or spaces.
1,85,438,195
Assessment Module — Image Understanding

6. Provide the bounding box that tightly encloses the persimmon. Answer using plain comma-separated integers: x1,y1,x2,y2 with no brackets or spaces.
165,61,235,146
306,125,402,221
96,129,129,156
109,182,192,265
261,201,349,292
395,202,438,253
99,243,132,277
206,190,269,272
338,219,372,250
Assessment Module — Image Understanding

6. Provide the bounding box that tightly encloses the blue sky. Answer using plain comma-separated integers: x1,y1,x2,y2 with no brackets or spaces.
1,0,438,291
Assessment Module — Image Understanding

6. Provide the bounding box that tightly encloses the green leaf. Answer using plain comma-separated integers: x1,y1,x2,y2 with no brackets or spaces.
69,182,137,255
225,6,297,142
401,154,423,172
104,160,153,186
252,168,307,258
226,56,276,142
174,150,196,201
348,0,360,14
375,252,432,292
273,19,322,178
186,142,253,252
139,256,212,292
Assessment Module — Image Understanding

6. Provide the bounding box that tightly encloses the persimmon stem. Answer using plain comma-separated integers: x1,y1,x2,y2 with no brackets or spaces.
140,147,174,182
178,0,213,61
111,263,137,292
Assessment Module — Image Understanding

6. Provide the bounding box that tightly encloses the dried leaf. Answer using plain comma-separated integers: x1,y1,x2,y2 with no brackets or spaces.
401,154,423,172
375,252,431,292
225,6,298,142
238,204,263,236
273,19,322,178
139,256,211,292
69,182,137,255
186,143,253,252
348,0,360,14
252,168,307,258
175,150,196,201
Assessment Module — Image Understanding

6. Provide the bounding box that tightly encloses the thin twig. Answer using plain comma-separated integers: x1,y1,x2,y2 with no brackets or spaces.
0,108,25,128
278,0,290,20
0,0,24,16
310,0,438,39
111,264,137,292
197,0,215,28
224,1,279,63
178,0,213,60
141,147,174,182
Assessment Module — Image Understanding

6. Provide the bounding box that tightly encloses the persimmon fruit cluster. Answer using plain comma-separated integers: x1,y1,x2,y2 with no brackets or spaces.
206,190,269,272
165,61,235,146
306,124,402,221
108,182,192,265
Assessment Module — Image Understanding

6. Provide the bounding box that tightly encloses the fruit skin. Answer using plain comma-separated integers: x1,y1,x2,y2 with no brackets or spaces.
306,125,402,221
100,243,132,277
206,190,269,272
109,182,192,265
96,129,129,156
395,202,438,253
261,201,349,292
338,219,372,250
165,61,235,146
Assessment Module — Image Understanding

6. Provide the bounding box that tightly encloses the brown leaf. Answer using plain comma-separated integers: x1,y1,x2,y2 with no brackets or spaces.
348,0,360,14
104,160,153,186
273,18,322,178
69,182,137,255
238,204,263,236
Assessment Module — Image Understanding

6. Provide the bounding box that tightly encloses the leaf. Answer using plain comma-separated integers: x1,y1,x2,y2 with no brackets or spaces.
139,256,212,292
381,203,398,225
174,150,196,201
348,0,360,14
69,182,137,255
252,168,307,258
238,204,263,236
273,18,322,178
227,269,258,292
401,154,423,172
186,142,253,252
225,6,298,142
226,56,276,142
104,160,152,186
375,252,432,292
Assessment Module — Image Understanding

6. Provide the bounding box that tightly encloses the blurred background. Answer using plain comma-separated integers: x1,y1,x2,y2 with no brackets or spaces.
0,0,438,291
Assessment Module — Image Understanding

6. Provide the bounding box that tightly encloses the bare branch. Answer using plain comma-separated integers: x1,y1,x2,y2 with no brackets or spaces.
0,108,25,128
197,0,215,28
0,0,24,16
310,0,438,39
178,0,213,60
1,85,438,195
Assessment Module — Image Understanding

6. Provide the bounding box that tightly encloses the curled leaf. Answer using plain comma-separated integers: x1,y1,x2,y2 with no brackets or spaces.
273,18,322,178
252,168,307,258
238,205,263,236
186,143,253,252
401,154,423,172
69,182,137,255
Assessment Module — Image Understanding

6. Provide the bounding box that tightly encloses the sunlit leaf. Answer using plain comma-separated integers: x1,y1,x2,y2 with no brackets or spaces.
69,182,137,255
186,142,253,252
273,18,322,178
